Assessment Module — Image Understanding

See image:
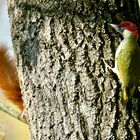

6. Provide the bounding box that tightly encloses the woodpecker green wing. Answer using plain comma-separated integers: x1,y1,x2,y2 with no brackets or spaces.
117,37,140,87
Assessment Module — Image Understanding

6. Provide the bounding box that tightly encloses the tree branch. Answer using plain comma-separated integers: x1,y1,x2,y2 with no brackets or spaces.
0,102,27,124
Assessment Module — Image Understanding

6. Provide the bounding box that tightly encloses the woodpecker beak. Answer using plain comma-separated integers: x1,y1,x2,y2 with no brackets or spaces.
109,23,124,35
109,24,119,31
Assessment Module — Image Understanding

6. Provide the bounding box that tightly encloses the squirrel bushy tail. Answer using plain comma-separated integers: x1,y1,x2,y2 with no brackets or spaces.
0,45,23,110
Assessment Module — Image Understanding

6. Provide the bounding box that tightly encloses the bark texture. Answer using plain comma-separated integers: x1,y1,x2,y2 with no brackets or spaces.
8,0,140,140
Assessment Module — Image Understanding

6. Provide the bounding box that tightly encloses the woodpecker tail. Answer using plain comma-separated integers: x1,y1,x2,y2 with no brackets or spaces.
120,87,133,115
121,87,129,104
121,86,136,104
0,45,23,110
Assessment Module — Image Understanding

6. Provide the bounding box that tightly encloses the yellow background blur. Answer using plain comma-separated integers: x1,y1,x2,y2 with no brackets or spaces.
0,96,30,140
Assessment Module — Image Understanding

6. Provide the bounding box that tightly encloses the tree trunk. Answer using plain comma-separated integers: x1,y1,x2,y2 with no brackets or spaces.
7,0,140,139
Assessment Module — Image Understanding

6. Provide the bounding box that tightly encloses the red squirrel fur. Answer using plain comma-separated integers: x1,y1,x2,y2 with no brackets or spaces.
0,45,23,110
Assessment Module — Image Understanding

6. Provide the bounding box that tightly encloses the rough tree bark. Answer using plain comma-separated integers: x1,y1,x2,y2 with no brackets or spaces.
8,0,140,140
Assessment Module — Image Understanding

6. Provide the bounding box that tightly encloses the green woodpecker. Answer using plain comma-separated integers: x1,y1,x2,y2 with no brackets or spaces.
106,21,140,104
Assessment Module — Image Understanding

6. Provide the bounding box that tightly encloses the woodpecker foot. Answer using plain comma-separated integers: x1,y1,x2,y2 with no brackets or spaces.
133,86,140,99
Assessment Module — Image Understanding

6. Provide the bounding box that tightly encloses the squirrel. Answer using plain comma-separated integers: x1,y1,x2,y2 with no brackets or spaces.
0,0,23,111
0,45,23,111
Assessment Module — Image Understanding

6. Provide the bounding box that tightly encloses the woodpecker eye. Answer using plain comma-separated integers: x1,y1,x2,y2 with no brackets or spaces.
119,26,124,32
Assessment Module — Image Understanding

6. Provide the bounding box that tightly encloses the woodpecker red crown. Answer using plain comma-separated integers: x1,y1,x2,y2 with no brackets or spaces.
119,21,139,40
